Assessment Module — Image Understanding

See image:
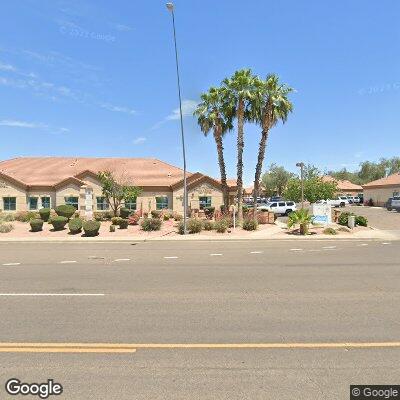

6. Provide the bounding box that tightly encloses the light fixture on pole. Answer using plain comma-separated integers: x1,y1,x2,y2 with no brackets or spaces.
166,2,188,234
296,162,305,209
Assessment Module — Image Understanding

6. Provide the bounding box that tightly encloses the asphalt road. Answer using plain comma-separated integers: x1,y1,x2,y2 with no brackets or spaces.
1,240,399,399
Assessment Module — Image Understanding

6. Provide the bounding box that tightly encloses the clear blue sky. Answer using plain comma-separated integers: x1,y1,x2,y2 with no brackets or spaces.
1,0,399,185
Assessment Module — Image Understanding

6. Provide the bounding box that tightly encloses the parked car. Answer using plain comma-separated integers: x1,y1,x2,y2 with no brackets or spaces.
319,196,349,208
348,196,361,204
388,196,400,212
269,196,284,202
258,201,297,216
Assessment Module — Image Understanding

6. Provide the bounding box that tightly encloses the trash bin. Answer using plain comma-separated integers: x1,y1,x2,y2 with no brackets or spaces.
348,215,355,229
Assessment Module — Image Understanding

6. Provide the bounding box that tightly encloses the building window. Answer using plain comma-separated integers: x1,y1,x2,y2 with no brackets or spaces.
96,196,109,210
3,197,16,211
64,196,79,210
28,197,39,210
156,196,169,210
41,196,51,209
125,198,137,211
199,196,211,209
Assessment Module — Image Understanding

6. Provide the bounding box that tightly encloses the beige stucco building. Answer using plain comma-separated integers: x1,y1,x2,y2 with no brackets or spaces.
321,175,363,196
363,173,400,206
0,157,236,215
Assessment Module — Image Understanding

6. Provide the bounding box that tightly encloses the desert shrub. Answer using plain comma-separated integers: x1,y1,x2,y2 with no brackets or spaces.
355,215,368,227
187,218,203,234
68,218,83,234
0,223,14,233
111,217,122,225
177,221,185,235
163,214,170,221
110,224,116,232
202,220,214,231
174,213,183,221
39,208,51,222
141,218,162,231
55,205,76,219
119,218,129,229
0,212,15,222
151,210,161,219
323,227,337,235
50,216,68,231
15,211,38,222
128,213,140,225
120,207,131,219
30,218,44,232
203,207,215,218
214,219,228,233
366,198,374,206
83,220,101,237
94,211,112,221
338,212,354,226
242,218,258,231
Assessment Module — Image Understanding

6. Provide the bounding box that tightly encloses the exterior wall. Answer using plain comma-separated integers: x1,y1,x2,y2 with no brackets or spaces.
364,186,400,207
55,183,82,210
173,181,224,214
136,190,173,213
0,178,27,212
26,189,56,210
338,189,363,197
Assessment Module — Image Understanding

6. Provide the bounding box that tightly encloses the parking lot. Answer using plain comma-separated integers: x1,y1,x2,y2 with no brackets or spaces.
342,205,400,231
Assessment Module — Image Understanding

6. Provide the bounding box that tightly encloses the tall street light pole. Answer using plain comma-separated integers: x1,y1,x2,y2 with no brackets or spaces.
166,2,188,234
296,162,305,209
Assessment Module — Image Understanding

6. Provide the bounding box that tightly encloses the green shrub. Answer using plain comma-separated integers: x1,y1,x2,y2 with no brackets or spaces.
177,221,185,235
119,218,129,229
163,214,170,221
68,218,83,234
120,207,131,218
30,218,44,232
242,218,258,231
141,218,162,231
355,215,368,227
214,219,228,233
338,212,354,226
39,208,51,222
202,220,214,231
110,224,116,232
0,223,14,233
55,205,76,219
15,211,39,222
151,210,161,219
50,216,68,231
187,218,203,234
94,211,112,221
0,212,15,222
111,217,122,225
323,227,337,235
83,220,101,237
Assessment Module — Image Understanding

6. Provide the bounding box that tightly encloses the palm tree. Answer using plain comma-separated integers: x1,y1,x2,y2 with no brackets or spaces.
194,87,233,210
222,69,256,223
251,74,293,210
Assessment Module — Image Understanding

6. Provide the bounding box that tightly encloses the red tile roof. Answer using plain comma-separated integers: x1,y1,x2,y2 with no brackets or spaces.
322,175,363,191
0,157,188,188
362,173,400,188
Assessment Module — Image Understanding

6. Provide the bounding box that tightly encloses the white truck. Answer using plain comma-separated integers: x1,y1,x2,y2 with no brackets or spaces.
317,196,349,208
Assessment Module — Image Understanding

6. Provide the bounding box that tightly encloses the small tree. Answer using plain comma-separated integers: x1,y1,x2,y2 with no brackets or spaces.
98,170,142,217
283,177,337,204
261,164,294,197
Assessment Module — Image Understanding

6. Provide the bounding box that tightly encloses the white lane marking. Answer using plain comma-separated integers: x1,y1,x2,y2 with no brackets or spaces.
164,256,178,259
88,256,105,259
210,253,222,256
113,258,130,262
308,249,322,252
322,246,337,249
250,251,263,254
290,248,303,251
59,261,77,264
357,243,368,247
382,242,391,245
2,263,21,266
0,293,104,296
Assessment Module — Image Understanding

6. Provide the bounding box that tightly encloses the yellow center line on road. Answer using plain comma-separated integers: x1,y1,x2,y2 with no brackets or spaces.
1,342,400,353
